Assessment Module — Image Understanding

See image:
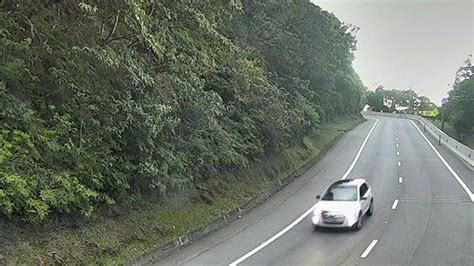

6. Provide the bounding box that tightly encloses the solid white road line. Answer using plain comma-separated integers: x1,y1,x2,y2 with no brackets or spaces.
399,177,403,183
228,206,315,266
361,240,379,258
228,120,380,265
410,121,474,202
397,161,401,167
341,119,379,180
391,199,399,210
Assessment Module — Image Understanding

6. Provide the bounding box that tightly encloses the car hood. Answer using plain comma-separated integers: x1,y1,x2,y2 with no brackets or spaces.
315,200,360,213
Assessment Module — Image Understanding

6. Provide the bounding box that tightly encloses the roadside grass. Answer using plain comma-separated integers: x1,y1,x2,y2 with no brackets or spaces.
432,120,474,149
0,115,364,265
465,136,474,149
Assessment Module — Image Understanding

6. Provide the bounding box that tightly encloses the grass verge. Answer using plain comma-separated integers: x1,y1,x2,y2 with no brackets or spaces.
431,120,474,149
0,115,365,265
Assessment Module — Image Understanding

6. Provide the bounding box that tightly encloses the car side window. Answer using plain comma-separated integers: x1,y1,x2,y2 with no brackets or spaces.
359,184,368,198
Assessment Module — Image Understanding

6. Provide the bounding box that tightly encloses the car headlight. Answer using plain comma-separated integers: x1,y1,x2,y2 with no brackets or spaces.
312,206,322,224
346,211,359,226
313,205,322,216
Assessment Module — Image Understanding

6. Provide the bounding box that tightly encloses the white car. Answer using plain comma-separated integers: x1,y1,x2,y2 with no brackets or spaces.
312,179,373,230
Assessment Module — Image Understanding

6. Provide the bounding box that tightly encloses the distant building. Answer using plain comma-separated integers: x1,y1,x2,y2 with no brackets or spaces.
395,105,409,112
362,104,371,111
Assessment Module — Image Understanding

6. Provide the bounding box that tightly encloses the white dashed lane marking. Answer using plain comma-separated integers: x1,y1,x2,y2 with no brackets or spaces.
361,240,379,258
391,199,399,210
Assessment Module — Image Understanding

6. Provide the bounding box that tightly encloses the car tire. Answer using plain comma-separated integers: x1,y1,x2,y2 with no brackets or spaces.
355,212,363,231
367,200,374,217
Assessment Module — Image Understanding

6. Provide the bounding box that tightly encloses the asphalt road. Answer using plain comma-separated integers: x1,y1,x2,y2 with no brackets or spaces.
158,116,474,266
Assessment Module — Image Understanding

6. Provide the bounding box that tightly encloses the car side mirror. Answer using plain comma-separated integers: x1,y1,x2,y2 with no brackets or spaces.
316,195,321,200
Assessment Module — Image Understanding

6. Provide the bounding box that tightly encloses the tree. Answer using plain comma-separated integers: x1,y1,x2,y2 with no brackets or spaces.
0,0,366,221
446,56,474,141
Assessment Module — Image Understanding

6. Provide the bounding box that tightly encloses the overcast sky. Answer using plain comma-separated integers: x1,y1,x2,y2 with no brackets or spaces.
311,0,473,105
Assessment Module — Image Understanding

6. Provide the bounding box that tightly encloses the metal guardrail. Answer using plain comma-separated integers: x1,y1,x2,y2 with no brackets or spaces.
362,111,474,168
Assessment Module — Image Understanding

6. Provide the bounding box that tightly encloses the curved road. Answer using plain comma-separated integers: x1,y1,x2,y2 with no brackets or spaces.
159,116,474,266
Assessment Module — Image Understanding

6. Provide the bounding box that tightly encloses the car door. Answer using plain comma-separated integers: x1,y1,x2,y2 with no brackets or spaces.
359,183,369,213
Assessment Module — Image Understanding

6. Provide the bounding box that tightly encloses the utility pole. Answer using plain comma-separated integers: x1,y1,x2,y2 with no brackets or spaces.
441,108,445,131
441,97,448,132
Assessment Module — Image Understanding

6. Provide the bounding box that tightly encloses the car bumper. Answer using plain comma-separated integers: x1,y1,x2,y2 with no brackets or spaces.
312,214,357,228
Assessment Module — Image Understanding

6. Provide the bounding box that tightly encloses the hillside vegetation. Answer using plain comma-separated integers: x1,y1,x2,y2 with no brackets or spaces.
444,56,474,144
1,0,366,222
431,57,474,149
1,116,363,264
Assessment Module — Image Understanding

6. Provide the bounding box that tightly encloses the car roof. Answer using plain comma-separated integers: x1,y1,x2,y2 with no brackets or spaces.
329,178,366,187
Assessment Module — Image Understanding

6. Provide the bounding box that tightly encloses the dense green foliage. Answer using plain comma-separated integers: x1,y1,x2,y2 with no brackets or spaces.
0,117,362,265
228,0,366,122
0,0,365,221
445,56,474,141
366,86,435,113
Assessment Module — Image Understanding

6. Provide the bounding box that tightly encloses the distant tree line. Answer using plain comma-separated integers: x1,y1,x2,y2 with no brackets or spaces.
0,0,366,221
366,56,474,143
366,86,437,114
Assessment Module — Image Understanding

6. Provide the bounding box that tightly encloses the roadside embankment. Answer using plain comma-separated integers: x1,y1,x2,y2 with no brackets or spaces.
0,116,364,265
431,120,474,150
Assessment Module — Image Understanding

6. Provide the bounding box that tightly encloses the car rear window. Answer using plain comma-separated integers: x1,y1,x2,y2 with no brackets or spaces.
322,185,358,201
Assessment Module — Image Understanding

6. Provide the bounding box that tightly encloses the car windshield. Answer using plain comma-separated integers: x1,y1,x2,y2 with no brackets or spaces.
322,185,358,201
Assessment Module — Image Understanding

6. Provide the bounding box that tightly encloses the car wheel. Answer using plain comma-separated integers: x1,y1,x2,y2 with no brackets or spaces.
355,212,363,231
367,200,374,217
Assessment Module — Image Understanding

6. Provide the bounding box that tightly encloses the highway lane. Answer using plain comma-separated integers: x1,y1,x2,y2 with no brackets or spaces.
360,117,473,265
158,118,378,265
241,117,400,265
158,117,474,265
